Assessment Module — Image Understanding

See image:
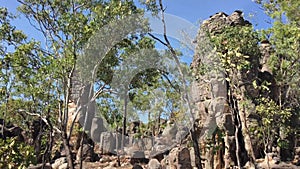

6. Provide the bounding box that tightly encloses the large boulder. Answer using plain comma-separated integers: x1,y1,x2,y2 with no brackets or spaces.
100,132,115,155
148,158,162,169
128,149,148,165
51,157,66,169
143,137,154,151
161,122,177,140
175,127,189,144
90,117,106,143
76,144,100,162
150,136,177,161
161,147,192,169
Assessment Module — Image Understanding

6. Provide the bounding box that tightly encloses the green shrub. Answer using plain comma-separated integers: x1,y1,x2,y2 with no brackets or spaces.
0,137,36,169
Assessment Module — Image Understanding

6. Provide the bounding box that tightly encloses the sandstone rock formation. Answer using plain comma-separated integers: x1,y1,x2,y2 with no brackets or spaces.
190,10,273,168
100,132,116,155
161,147,192,169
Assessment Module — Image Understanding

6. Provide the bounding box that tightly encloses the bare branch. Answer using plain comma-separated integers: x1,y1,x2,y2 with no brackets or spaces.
17,109,61,134
148,33,168,46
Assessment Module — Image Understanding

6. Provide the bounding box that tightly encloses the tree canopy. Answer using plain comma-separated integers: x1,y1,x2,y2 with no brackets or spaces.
0,0,299,168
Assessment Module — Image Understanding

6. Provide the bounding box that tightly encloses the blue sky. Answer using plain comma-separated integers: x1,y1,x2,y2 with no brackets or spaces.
1,0,272,40
162,0,272,29
0,0,273,76
0,0,272,71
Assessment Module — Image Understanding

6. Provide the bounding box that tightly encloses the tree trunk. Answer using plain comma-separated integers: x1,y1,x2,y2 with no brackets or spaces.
121,93,128,151
62,131,74,169
239,106,256,165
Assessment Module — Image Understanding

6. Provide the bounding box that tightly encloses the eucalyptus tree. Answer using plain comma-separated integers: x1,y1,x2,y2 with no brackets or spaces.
4,0,148,167
255,0,300,161
0,7,41,168
13,0,180,167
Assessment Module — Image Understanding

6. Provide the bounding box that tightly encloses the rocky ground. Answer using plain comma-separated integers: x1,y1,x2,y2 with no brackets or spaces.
29,143,300,169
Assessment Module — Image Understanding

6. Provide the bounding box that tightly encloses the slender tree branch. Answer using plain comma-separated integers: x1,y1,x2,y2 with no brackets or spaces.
149,1,203,168
148,33,168,46
17,109,61,134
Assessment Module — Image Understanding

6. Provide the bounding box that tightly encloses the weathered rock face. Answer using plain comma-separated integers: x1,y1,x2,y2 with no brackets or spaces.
76,144,100,162
198,11,250,36
191,11,236,169
161,122,177,139
91,117,106,143
100,132,116,155
191,10,270,168
70,72,108,145
258,40,278,102
259,40,272,74
161,147,192,169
